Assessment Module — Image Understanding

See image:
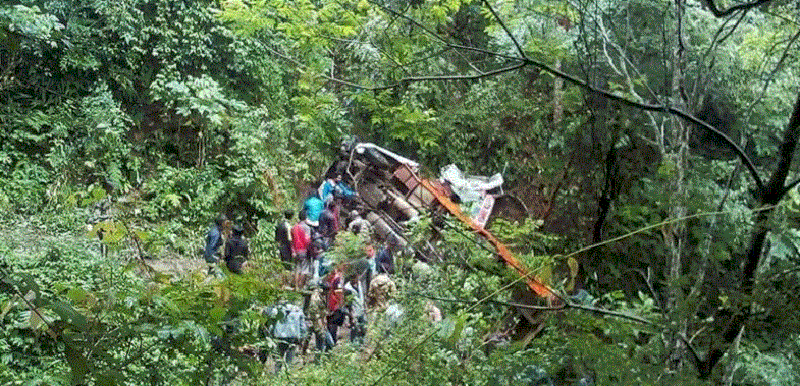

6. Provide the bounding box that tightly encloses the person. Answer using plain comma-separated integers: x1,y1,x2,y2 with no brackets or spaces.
383,301,405,333
333,175,356,200
425,300,442,323
310,248,331,288
374,274,403,336
204,214,228,275
303,192,324,227
344,274,367,345
318,175,337,205
307,288,333,353
224,225,250,274
347,210,371,238
362,243,378,293
320,174,355,202
368,273,397,311
275,210,294,269
291,212,312,289
317,199,340,249
325,264,345,346
375,241,395,275
88,198,112,259
302,239,325,309
269,301,308,372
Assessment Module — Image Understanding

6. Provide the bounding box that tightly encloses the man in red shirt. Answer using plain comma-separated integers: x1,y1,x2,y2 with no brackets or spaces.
325,264,345,346
291,212,312,289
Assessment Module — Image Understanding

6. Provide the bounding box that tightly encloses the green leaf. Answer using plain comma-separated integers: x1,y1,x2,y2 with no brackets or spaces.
28,309,44,331
66,287,88,303
448,313,467,347
91,186,107,201
64,343,89,385
0,299,14,320
209,306,227,322
164,193,181,207
96,370,123,386
52,300,88,329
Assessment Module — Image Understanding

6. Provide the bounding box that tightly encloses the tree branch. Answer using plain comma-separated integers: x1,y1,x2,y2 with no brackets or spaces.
784,177,800,192
567,301,658,326
481,0,528,59
369,0,448,46
265,34,524,91
413,292,658,326
678,333,705,371
743,27,800,131
516,55,764,191
701,0,773,18
377,62,527,87
448,43,525,61
716,8,750,46
367,1,494,75
765,90,800,202
691,9,747,104
265,1,766,190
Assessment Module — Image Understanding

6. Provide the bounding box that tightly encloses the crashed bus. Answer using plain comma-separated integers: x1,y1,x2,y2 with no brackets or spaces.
324,138,551,298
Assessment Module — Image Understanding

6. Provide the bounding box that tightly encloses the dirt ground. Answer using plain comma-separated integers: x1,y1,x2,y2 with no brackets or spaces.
144,258,207,277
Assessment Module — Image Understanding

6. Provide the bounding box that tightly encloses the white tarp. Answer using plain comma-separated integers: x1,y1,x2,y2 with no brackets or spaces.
440,164,504,203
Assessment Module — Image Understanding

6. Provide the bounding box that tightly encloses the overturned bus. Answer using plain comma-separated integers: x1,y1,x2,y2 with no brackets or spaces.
323,138,550,298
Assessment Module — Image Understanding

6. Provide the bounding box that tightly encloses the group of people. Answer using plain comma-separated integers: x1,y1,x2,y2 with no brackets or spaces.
202,174,404,369
203,214,250,275
271,174,403,368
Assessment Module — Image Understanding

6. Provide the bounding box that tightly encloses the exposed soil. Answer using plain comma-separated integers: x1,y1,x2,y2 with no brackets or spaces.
144,258,207,277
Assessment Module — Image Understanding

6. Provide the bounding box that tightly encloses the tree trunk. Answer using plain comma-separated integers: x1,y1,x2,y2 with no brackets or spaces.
665,0,689,372
698,90,800,379
721,326,744,386
553,59,563,131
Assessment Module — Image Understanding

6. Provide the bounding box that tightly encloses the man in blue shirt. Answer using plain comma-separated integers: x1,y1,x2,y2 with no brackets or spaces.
303,193,324,226
204,215,228,275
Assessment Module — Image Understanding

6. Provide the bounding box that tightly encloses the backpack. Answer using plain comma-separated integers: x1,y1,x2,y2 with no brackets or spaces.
271,304,307,340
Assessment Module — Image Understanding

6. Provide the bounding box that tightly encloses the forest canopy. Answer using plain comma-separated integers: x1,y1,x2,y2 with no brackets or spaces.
2,0,800,385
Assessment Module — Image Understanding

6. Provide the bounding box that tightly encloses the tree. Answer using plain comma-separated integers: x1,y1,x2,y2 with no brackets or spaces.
221,0,800,381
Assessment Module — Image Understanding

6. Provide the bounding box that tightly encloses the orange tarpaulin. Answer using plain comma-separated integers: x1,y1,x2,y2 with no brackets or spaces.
410,172,551,298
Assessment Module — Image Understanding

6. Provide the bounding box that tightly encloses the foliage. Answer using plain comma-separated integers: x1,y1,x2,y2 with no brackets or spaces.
0,213,286,385
326,231,369,266
3,0,800,384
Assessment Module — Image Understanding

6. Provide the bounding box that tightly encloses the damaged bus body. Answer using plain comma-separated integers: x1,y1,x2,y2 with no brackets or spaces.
326,139,550,298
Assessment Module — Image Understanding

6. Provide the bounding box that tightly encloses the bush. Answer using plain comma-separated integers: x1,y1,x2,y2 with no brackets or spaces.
0,161,52,215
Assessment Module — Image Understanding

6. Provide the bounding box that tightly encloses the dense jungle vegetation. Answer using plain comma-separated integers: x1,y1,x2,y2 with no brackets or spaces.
3,0,800,384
